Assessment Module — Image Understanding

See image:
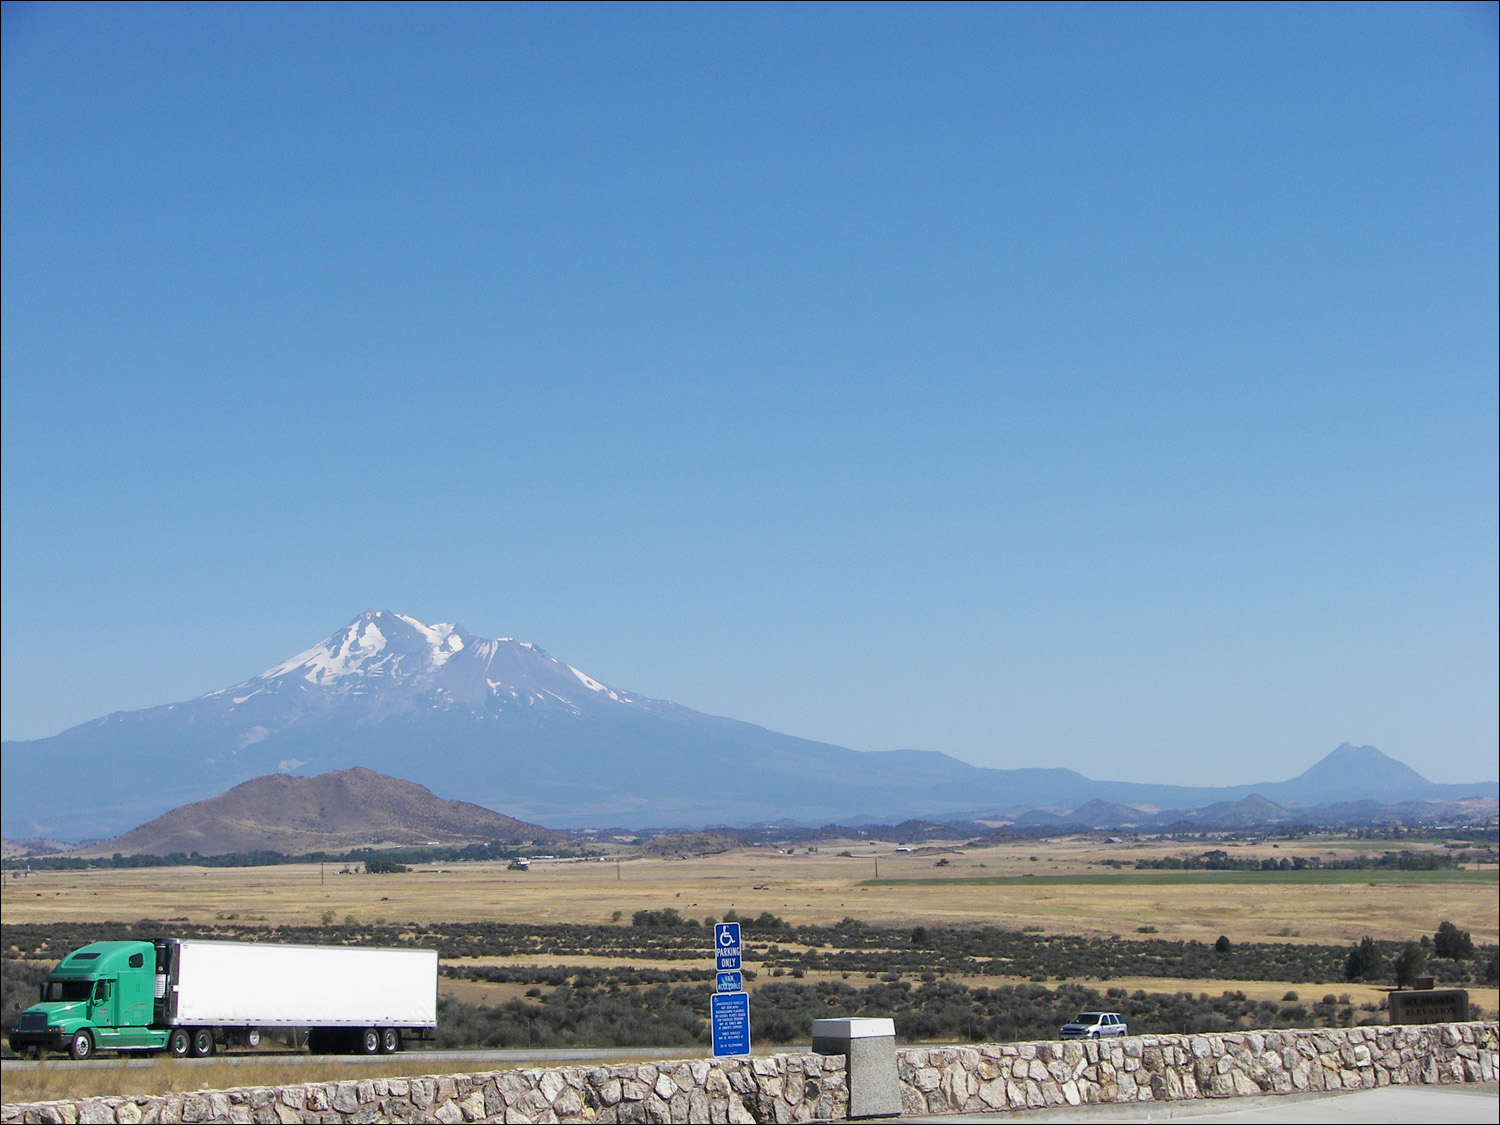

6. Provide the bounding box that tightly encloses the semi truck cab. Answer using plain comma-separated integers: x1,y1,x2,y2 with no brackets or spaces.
9,940,168,1059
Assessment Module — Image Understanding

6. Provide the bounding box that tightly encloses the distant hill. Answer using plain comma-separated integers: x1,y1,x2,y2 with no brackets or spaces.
1177,795,1295,829
1013,800,1154,829
83,768,564,857
0,837,76,860
635,832,741,858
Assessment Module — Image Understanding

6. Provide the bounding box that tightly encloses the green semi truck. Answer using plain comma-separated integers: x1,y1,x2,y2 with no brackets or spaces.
9,938,438,1060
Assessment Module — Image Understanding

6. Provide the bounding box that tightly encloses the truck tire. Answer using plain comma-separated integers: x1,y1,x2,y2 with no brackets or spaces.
191,1029,216,1057
380,1028,401,1054
358,1027,381,1055
69,1030,95,1060
168,1029,191,1058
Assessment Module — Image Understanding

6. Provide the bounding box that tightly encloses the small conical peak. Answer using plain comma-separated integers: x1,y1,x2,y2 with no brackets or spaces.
1292,743,1432,789
1319,743,1399,769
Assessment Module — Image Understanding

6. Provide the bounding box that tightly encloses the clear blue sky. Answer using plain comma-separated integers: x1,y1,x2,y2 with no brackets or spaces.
3,3,1496,786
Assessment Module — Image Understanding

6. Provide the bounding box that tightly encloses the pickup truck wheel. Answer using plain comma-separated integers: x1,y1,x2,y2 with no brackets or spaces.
380,1028,401,1054
69,1030,95,1060
359,1027,381,1055
191,1029,216,1057
168,1029,192,1058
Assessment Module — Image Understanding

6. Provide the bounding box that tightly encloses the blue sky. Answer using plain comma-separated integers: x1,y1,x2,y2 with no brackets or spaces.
3,2,1496,786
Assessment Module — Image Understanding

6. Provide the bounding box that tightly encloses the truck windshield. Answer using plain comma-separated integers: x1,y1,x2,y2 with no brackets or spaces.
42,980,94,1002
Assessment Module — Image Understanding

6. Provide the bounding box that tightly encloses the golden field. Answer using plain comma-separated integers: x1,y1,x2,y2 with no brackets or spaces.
3,835,1494,947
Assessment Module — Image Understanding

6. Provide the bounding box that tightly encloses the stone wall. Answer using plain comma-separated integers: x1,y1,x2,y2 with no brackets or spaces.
0,1054,845,1124
894,1022,1498,1117
2,1022,1493,1124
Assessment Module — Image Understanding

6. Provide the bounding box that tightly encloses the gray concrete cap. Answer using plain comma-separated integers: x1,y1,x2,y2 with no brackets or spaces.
811,1017,896,1040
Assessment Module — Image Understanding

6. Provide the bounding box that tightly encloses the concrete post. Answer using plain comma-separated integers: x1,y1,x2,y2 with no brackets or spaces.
812,1017,901,1118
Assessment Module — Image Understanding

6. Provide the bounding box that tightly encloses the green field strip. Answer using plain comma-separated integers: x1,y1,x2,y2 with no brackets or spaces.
858,869,1499,888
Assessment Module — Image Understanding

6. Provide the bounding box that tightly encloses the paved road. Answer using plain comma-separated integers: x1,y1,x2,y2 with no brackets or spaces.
878,1083,1499,1124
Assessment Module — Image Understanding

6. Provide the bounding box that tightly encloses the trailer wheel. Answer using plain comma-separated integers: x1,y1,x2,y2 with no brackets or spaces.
358,1027,381,1054
69,1030,95,1060
380,1028,401,1054
168,1029,191,1058
190,1029,216,1057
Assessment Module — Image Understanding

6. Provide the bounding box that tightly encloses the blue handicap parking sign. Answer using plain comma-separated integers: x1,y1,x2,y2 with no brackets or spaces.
714,921,743,971
711,991,751,1057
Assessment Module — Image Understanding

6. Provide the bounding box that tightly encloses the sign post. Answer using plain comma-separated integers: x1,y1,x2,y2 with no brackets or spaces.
711,922,750,1056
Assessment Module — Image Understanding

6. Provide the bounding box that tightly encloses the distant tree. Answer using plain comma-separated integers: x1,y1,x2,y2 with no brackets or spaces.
1433,921,1474,960
1344,937,1385,982
1214,936,1232,954
911,926,929,946
1392,943,1427,988
631,908,683,928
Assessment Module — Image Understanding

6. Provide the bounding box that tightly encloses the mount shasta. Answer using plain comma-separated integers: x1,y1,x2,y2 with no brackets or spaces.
2,610,1494,840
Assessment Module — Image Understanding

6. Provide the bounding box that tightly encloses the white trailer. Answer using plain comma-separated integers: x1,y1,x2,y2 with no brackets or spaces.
162,939,437,1056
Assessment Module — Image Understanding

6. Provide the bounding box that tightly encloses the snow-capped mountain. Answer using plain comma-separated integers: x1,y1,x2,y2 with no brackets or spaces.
2,612,1494,840
203,610,658,719
4,610,977,837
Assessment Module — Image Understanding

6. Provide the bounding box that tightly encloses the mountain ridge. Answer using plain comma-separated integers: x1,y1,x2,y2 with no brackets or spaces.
3,611,1494,839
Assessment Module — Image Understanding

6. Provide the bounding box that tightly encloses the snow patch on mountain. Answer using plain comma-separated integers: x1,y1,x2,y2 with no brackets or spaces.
570,665,623,702
393,614,465,662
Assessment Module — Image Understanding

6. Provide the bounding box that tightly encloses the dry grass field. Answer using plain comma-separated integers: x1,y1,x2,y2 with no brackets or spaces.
4,835,1494,946
436,965,1441,1014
